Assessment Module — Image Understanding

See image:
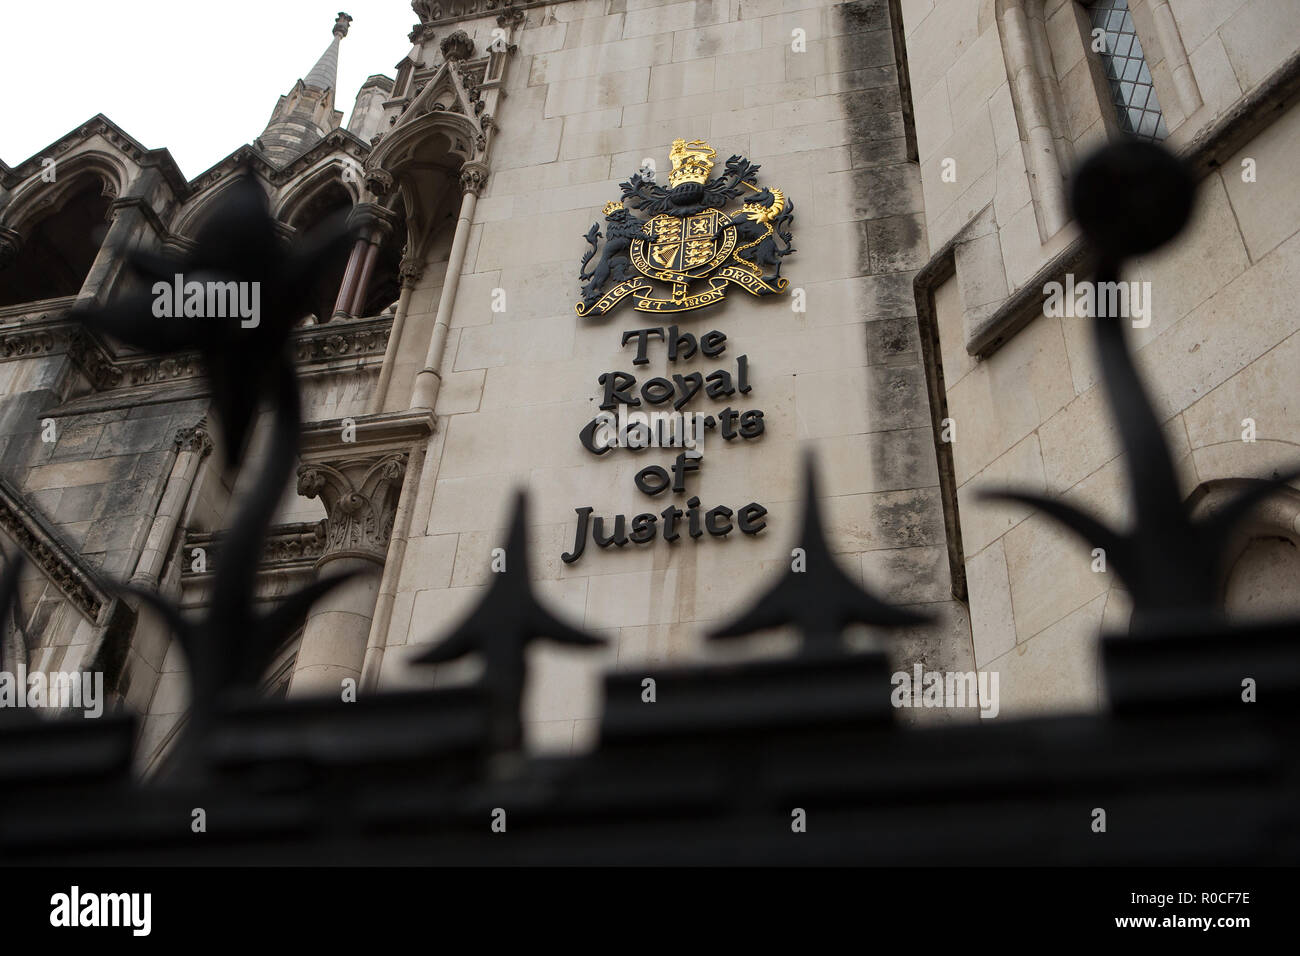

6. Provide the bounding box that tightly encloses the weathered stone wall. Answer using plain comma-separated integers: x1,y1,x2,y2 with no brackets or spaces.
377,0,973,752
902,0,1300,713
0,336,209,713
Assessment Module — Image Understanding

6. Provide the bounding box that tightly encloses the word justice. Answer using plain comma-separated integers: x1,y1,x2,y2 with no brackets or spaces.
562,498,767,564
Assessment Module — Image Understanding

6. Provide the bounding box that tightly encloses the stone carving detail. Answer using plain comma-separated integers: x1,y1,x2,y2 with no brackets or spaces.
440,30,475,62
399,256,426,286
412,0,530,28
183,522,328,577
173,421,215,458
0,227,23,269
0,479,105,621
297,453,408,563
61,320,392,392
0,329,56,358
451,61,486,115
123,354,198,387
497,2,525,28
266,524,329,565
66,330,124,389
296,325,390,361
364,167,394,197
460,162,489,196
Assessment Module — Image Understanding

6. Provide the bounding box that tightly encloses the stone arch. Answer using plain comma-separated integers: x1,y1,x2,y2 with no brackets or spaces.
273,159,363,229
0,159,122,306
1,150,127,233
365,110,479,264
171,174,274,240
282,176,356,323
1186,478,1300,619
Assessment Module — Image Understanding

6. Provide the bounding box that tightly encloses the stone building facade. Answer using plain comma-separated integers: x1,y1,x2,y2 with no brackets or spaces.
0,0,1294,768
902,0,1300,712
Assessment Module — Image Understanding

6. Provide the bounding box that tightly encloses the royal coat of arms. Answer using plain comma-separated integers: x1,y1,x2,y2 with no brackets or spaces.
575,139,796,316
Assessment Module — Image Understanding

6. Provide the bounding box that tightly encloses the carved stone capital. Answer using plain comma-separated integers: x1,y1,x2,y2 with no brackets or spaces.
460,162,489,196
364,167,394,196
440,29,475,61
173,421,215,458
399,255,425,286
0,226,22,269
497,1,525,28
347,201,400,241
296,452,408,564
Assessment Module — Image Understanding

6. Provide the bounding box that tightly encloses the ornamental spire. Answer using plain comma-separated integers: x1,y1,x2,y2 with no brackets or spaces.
304,12,353,92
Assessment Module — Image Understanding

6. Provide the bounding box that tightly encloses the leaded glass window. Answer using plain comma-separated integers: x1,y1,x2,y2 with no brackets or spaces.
1090,0,1169,141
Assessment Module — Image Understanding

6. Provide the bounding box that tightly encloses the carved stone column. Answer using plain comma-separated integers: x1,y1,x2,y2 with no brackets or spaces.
347,206,398,318
331,237,370,320
287,451,407,696
368,254,425,414
78,165,160,305
409,161,488,411
332,203,400,321
130,421,214,587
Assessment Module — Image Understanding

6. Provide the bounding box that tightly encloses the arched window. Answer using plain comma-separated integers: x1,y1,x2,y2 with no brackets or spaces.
1088,0,1168,141
0,178,113,307
284,180,354,324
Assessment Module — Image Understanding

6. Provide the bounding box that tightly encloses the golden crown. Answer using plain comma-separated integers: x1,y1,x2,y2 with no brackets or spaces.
667,138,716,187
602,200,624,216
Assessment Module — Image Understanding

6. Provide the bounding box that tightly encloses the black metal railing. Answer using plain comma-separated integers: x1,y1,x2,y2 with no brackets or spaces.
0,143,1297,864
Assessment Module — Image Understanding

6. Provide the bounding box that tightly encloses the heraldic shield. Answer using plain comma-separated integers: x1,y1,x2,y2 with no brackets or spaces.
576,138,796,317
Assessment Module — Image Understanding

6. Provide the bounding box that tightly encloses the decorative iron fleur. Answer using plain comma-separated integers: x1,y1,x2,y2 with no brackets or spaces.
122,373,359,777
710,454,929,656
70,174,356,470
981,140,1300,635
65,179,362,775
411,491,606,752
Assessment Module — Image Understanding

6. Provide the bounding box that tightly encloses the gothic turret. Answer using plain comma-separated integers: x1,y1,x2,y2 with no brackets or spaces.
256,12,353,165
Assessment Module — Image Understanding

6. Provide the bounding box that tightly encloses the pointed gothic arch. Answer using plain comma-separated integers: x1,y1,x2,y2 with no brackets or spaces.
274,160,363,229
365,103,480,265
172,174,275,240
0,167,118,307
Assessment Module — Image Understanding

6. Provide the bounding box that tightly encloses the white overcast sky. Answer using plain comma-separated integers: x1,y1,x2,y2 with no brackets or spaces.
0,1,416,179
